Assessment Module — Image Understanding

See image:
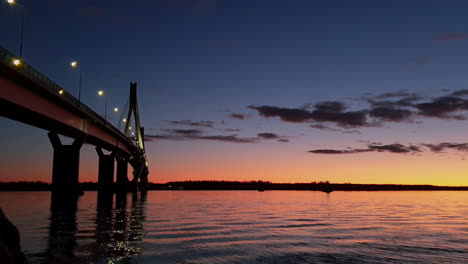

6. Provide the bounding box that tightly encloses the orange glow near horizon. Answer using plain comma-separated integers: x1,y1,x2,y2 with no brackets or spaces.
1,126,468,186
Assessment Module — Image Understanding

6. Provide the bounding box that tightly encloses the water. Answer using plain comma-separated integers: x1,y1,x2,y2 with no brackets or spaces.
1,191,467,263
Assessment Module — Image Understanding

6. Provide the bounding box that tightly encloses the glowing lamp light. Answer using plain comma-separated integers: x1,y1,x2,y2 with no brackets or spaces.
12,58,21,66
58,89,64,95
97,90,104,96
7,0,15,5
70,61,78,67
122,118,127,123
129,126,132,130
114,107,119,112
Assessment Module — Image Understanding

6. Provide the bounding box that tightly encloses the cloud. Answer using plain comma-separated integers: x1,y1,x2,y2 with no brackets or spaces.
224,128,241,132
308,149,370,154
432,32,468,41
146,133,258,143
372,91,421,100
160,129,203,136
277,139,290,143
309,124,340,131
247,90,468,133
415,96,467,118
249,102,369,127
248,105,312,123
166,120,215,128
197,135,257,143
311,109,368,127
229,113,246,120
450,89,468,97
146,128,290,144
368,107,413,122
307,101,368,127
368,144,420,153
308,142,468,155
257,133,280,139
424,143,468,153
313,101,346,113
308,143,421,155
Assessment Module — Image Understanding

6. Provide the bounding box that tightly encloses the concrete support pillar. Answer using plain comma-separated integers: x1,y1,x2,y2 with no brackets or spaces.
96,147,115,191
48,132,84,208
96,147,115,205
116,156,128,194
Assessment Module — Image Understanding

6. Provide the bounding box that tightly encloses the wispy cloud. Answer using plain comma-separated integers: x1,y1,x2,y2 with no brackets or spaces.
146,130,289,144
166,120,215,128
146,133,258,143
308,141,468,155
424,143,468,153
229,113,247,120
257,133,280,139
308,143,421,155
160,129,204,136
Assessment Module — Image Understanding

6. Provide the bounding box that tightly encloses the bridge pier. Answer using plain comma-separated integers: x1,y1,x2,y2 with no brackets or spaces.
96,147,115,191
48,132,84,208
116,156,128,193
96,148,115,205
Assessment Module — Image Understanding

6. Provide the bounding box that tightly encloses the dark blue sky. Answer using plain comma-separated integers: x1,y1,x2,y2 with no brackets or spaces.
2,0,468,185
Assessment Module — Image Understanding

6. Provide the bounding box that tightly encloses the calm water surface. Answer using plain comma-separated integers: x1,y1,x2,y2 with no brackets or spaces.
1,191,467,263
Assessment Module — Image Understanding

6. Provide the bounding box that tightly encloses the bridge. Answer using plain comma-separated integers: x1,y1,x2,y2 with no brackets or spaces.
0,45,149,204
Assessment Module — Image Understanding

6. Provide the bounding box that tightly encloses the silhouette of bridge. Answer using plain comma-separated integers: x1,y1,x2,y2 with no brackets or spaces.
0,45,149,204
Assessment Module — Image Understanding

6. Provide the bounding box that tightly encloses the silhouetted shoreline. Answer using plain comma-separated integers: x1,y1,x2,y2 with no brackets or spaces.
1,181,467,191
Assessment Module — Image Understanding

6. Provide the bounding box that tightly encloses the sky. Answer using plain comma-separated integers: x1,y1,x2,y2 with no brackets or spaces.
2,0,468,186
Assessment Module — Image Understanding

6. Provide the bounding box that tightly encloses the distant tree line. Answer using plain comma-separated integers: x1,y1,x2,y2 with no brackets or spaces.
1,180,467,191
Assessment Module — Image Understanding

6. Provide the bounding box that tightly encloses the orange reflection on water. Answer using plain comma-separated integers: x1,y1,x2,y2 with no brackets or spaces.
1,190,467,263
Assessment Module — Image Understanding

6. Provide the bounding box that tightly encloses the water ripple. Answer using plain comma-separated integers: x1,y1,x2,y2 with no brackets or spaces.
1,191,468,263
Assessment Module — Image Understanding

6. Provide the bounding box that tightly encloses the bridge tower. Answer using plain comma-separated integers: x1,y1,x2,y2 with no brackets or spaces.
123,82,149,192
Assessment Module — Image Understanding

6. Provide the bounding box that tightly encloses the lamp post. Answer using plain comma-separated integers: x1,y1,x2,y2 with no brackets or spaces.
6,0,25,59
70,61,82,105
113,107,121,129
98,90,107,120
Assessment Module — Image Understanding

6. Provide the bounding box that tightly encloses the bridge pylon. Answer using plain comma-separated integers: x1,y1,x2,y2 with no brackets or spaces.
124,82,149,192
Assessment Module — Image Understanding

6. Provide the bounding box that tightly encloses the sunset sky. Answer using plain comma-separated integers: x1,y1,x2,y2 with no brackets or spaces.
2,0,468,186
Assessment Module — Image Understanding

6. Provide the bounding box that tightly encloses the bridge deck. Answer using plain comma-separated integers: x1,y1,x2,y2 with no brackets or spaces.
0,45,137,155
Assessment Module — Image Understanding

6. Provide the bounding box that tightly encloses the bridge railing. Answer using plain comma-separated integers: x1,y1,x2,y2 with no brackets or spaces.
0,45,133,149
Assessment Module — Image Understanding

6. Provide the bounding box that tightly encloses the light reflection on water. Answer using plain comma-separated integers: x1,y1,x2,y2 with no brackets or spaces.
1,191,467,263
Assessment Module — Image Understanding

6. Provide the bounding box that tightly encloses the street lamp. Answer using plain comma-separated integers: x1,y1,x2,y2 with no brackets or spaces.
6,0,25,59
97,90,107,120
12,58,21,66
70,61,82,105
